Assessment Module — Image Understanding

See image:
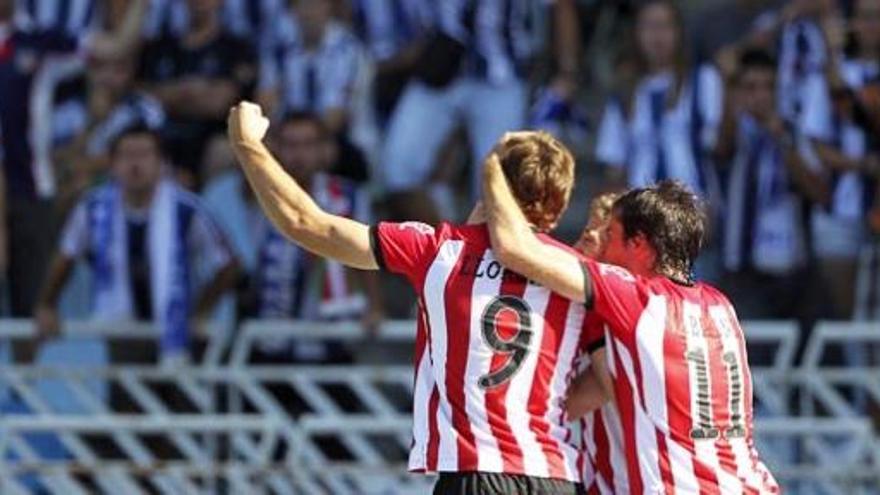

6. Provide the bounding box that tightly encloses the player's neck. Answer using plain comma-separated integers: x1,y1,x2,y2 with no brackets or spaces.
656,266,693,286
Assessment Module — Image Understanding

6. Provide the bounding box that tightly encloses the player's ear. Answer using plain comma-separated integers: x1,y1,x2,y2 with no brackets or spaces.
629,232,652,257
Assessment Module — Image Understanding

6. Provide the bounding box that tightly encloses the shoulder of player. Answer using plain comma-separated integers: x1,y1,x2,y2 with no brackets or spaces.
440,222,490,247
695,280,734,305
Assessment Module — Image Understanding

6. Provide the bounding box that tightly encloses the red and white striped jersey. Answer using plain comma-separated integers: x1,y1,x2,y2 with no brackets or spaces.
579,315,630,495
582,260,780,494
371,221,601,482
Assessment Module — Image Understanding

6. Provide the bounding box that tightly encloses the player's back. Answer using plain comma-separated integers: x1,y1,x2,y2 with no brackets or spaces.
587,264,780,494
372,221,593,482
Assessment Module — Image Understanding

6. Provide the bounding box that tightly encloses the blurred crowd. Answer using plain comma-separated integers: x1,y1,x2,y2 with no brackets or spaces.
1,0,880,365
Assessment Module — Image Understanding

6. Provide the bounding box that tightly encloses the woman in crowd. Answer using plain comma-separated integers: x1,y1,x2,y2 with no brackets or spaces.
594,0,724,279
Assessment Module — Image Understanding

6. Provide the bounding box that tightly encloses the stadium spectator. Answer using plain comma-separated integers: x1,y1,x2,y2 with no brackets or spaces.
204,111,382,363
345,0,433,126
380,0,580,223
144,0,287,53
800,0,880,319
32,126,238,364
776,0,835,125
51,54,165,210
15,0,97,35
691,0,782,65
0,0,145,318
529,83,590,158
138,0,256,186
595,0,723,201
257,0,360,131
594,0,724,280
257,0,372,182
717,49,829,321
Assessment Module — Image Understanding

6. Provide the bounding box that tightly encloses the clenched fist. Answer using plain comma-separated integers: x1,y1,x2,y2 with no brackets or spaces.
227,101,270,145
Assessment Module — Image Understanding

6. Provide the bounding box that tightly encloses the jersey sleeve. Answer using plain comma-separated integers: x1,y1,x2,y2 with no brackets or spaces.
582,259,646,338
370,221,440,288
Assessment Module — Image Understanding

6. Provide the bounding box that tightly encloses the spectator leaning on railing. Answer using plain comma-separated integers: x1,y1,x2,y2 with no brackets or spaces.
32,125,238,365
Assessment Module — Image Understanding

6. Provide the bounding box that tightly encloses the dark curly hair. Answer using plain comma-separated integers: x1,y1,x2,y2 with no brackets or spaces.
612,180,705,278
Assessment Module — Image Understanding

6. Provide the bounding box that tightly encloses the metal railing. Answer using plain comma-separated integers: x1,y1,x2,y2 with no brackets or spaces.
2,319,879,494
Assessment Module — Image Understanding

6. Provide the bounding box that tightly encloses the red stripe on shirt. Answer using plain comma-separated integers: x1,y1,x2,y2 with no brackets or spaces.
427,386,441,470
592,411,615,494
656,432,676,494
526,293,570,479
611,340,643,495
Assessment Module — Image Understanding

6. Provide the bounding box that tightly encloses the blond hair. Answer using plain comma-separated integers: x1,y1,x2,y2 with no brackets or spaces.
495,131,575,232
587,192,621,227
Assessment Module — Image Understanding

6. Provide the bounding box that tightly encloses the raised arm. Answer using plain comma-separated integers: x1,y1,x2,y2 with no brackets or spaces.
89,0,148,60
227,102,378,270
482,150,590,304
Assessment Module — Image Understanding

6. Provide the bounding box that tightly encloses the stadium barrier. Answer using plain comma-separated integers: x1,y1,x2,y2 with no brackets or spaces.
1,319,878,494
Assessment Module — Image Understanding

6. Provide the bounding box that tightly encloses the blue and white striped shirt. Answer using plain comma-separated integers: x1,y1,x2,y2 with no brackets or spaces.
595,65,724,198
0,16,83,199
801,58,879,221
53,90,166,156
350,0,433,61
260,19,363,115
143,0,287,53
777,17,827,124
435,0,538,84
16,0,96,36
724,114,808,274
